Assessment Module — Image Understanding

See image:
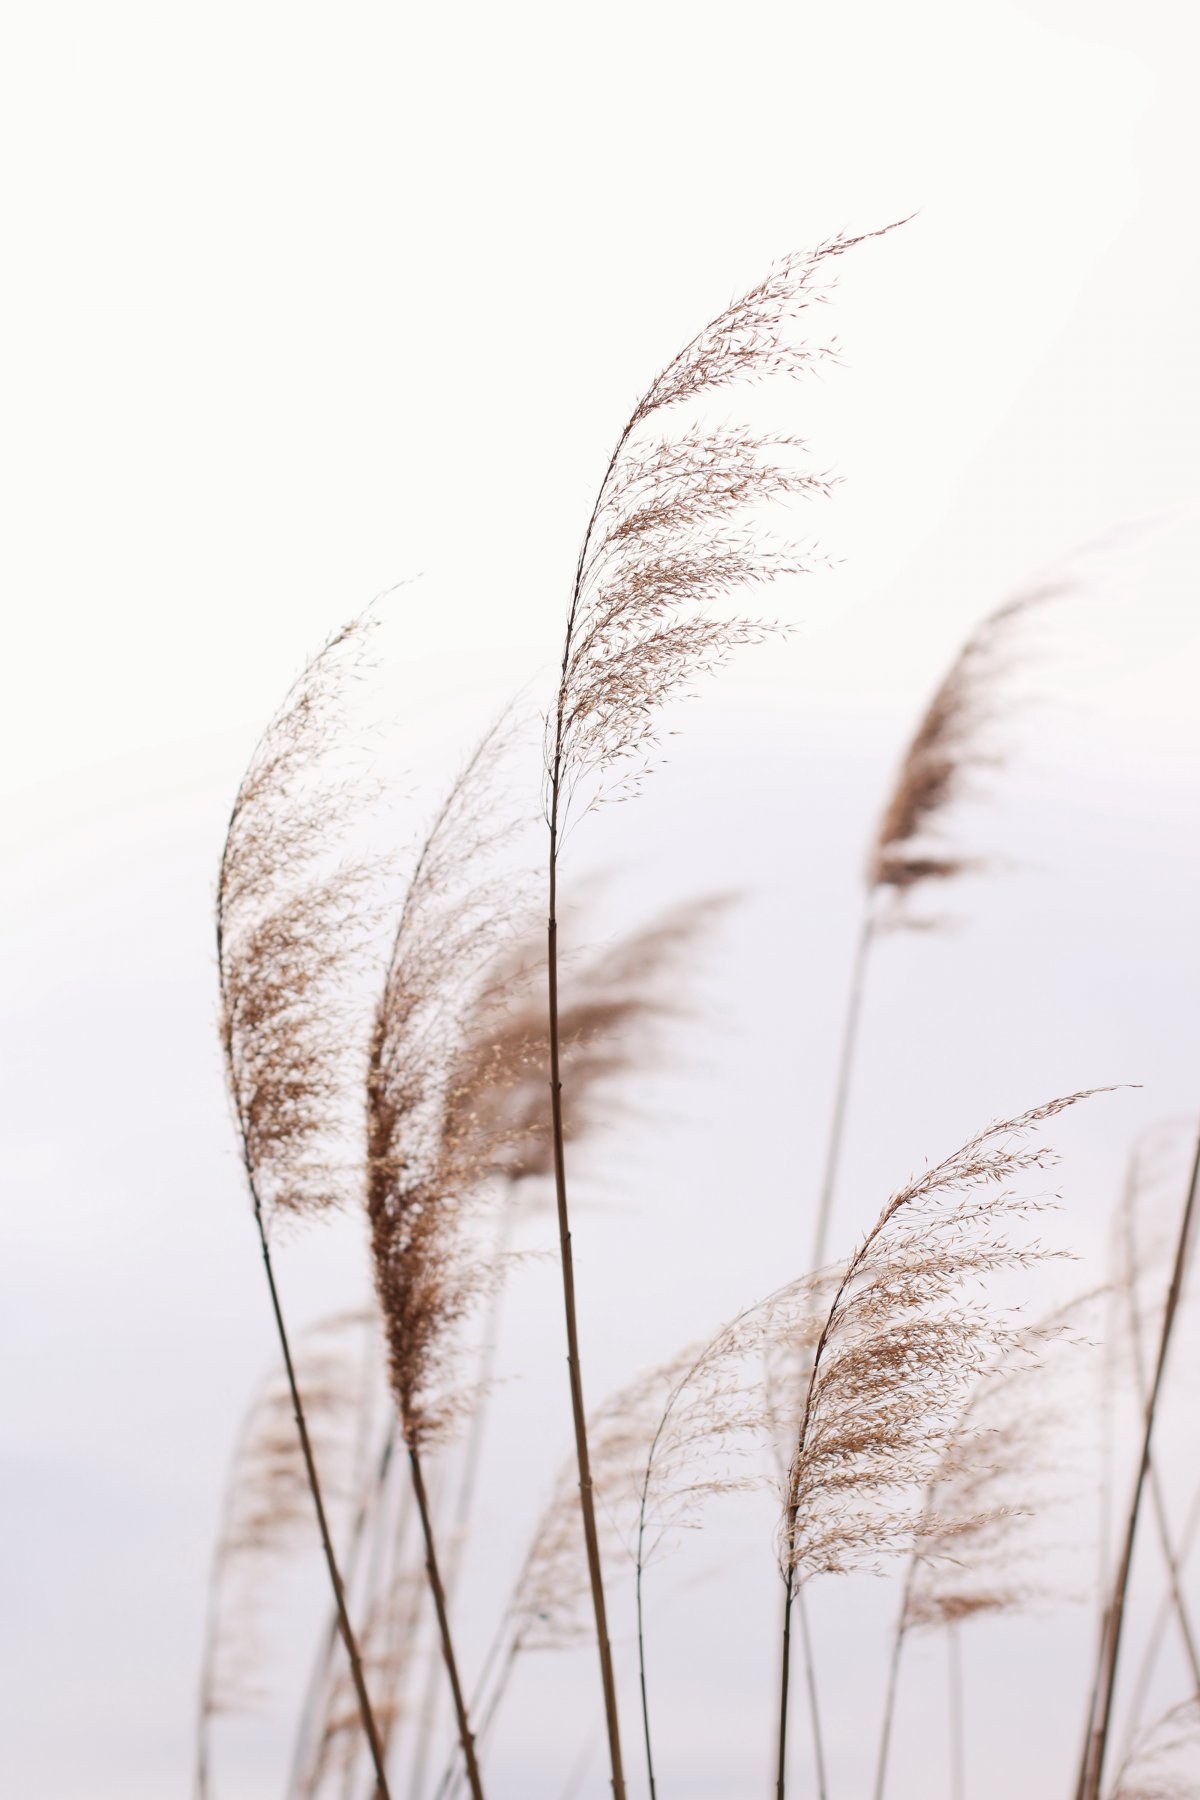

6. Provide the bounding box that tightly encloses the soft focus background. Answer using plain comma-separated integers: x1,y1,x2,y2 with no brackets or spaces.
3,3,1199,1796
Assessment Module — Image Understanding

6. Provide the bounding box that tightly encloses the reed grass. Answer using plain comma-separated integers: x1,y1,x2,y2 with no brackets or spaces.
776,1092,1100,1800
543,225,902,1798
1078,1126,1200,1800
216,618,392,1796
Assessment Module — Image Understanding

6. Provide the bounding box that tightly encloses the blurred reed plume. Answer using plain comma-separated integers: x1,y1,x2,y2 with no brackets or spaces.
193,1312,379,1800
775,1091,1099,1800
216,616,393,1796
1107,1700,1200,1800
543,225,901,1800
810,582,1065,1272
1112,1129,1200,1698
1079,1126,1200,1800
872,1291,1104,1800
449,1272,844,1800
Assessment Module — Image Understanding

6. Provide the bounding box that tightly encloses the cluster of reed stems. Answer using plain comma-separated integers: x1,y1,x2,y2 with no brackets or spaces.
201,230,1199,1800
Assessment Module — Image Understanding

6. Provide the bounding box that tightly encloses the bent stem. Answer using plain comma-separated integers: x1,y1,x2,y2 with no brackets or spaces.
254,1203,392,1799
408,1443,486,1800
287,1427,401,1798
873,1558,916,1800
546,826,627,1800
810,912,875,1271
1079,1126,1200,1800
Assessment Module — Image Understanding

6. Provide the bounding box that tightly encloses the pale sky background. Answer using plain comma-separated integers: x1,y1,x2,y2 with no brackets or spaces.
3,3,1200,1797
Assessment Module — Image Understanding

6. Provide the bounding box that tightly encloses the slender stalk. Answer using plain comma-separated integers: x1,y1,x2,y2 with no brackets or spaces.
407,1445,485,1800
410,1215,515,1800
1079,1127,1200,1800
1120,1168,1200,1691
1120,1478,1200,1761
795,1589,829,1800
873,1562,916,1800
810,912,875,1270
947,1623,965,1800
287,1427,400,1799
776,1567,797,1800
253,1203,392,1798
546,834,627,1800
635,1547,658,1800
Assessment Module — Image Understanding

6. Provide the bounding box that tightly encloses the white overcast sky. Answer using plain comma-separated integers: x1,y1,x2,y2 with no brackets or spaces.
3,4,1200,1798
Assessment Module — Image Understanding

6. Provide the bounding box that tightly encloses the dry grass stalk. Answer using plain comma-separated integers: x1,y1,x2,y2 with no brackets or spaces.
366,726,532,1800
1079,1127,1200,1800
306,1549,426,1800
810,582,1065,1274
544,227,900,1800
1114,1131,1200,1694
775,1091,1101,1800
1121,1481,1200,1769
194,1313,379,1800
216,618,392,1796
286,1427,405,1800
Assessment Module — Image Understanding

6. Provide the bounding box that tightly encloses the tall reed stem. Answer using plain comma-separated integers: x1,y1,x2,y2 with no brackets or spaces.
811,912,875,1270
287,1428,400,1799
947,1623,965,1800
1079,1126,1200,1800
783,912,875,1800
546,826,627,1800
408,1444,485,1800
253,1201,392,1798
872,1557,916,1800
795,1589,829,1800
776,1568,796,1800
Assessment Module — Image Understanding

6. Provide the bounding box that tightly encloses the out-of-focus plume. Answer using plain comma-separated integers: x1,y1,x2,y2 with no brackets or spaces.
1107,1701,1200,1800
194,1313,380,1798
867,585,1064,920
775,1092,1103,1799
872,1290,1106,1800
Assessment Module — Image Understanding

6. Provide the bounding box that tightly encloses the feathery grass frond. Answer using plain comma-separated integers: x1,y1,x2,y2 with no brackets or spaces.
550,230,900,822
868,584,1065,916
194,1313,379,1796
783,1095,1096,1586
775,1091,1104,1800
218,617,379,1229
214,617,393,1796
543,226,904,1800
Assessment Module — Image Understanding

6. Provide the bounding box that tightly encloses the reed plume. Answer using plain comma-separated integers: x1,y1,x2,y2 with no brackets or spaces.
544,225,900,1799
194,1312,379,1800
216,617,392,1795
365,726,527,1800
810,582,1065,1271
775,1091,1100,1800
